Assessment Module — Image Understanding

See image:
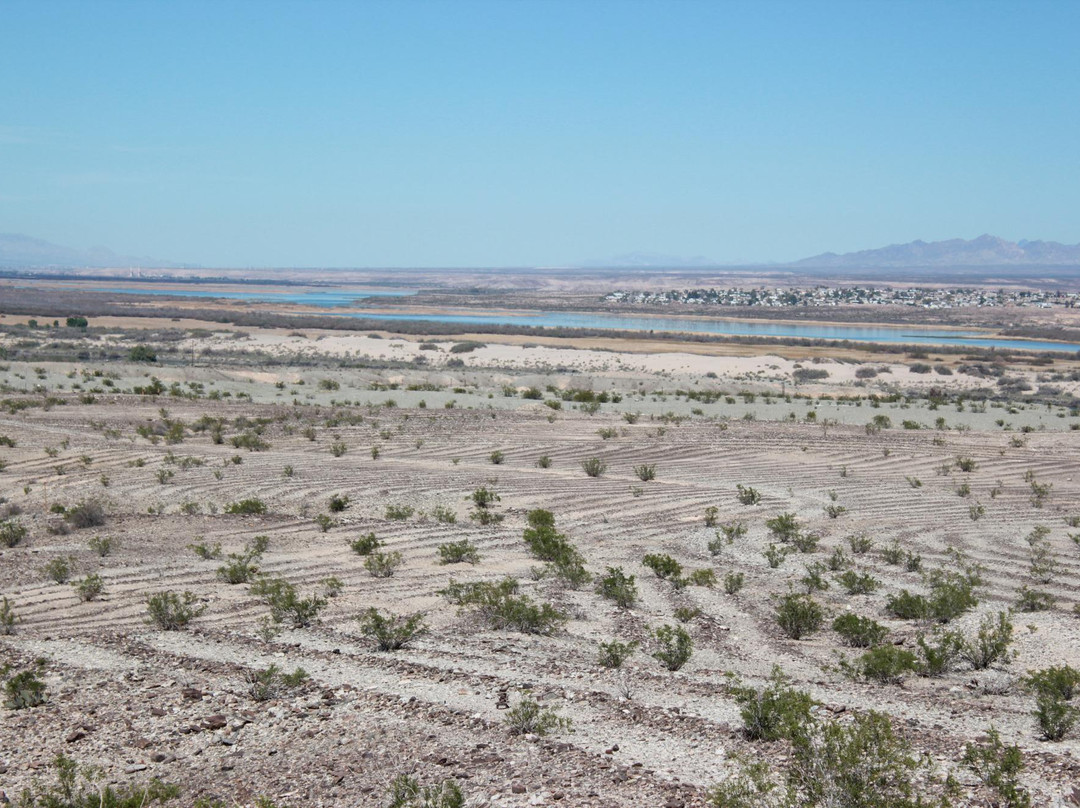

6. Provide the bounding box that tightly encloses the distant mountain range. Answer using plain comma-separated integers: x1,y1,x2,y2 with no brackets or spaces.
794,234,1080,268
0,232,191,269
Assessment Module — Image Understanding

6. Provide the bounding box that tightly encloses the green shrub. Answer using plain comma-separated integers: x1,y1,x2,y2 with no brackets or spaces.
634,463,656,481
886,590,930,620
643,553,683,580
765,512,801,542
596,567,638,608
832,613,888,648
2,518,29,547
73,574,106,602
438,539,480,565
14,754,180,807
385,504,415,520
960,611,1014,670
763,543,793,568
350,532,381,555
728,666,814,742
723,571,745,595
247,664,309,702
843,645,919,684
1015,586,1055,612
328,494,350,512
704,506,719,526
504,695,571,736
962,728,1032,807
1024,665,1080,741
187,540,222,559
736,484,761,505
915,629,964,677
4,665,47,709
432,505,457,524
357,608,427,651
688,568,716,588
775,593,824,639
364,550,404,578
0,596,17,634
652,624,693,671
87,535,115,557
440,578,566,635
250,576,327,627
225,498,267,515
536,455,552,468
597,639,638,669
128,344,158,362
145,590,206,630
42,556,73,584
385,773,465,808
581,456,607,477
836,570,880,595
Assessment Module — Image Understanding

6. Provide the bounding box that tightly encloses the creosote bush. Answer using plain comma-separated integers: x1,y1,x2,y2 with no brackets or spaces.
832,613,888,648
581,456,607,477
775,593,824,639
438,539,481,565
146,590,206,630
440,577,566,635
652,624,693,671
727,666,814,742
504,694,571,736
350,532,381,555
357,607,427,651
250,576,327,627
364,550,404,578
386,773,465,808
596,566,638,608
598,639,638,669
247,664,309,701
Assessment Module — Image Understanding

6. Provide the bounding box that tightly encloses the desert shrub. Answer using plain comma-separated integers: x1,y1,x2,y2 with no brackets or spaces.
350,532,381,555
960,611,1014,670
42,556,73,584
385,774,465,808
536,455,552,468
836,570,880,595
595,567,638,608
438,539,480,565
469,487,503,524
688,568,716,588
330,440,347,457
736,484,761,505
926,568,979,622
328,494,350,512
704,506,719,526
581,456,607,477
643,553,683,581
956,456,978,472
385,504,415,521
145,590,205,630
87,535,115,557
64,499,105,528
364,550,404,577
1024,665,1080,741
775,593,824,639
250,576,327,627
832,613,888,648
824,504,847,519
14,753,180,807
4,664,47,709
847,534,873,555
357,608,427,651
489,450,505,465
826,547,851,571
962,728,1032,807
597,639,638,669
188,540,222,559
723,571,745,595
888,588,929,619
791,531,819,554
441,577,568,635
217,553,259,584
763,543,793,568
230,431,270,451
128,344,157,362
432,505,457,524
73,574,106,602
728,666,814,742
674,606,702,623
0,596,17,634
634,463,656,482
843,645,919,684
765,512,801,542
916,629,964,677
0,518,27,547
1015,586,1055,612
247,664,309,702
225,498,267,515
504,695,571,736
449,341,485,353
652,624,693,671
313,513,335,532
544,550,591,589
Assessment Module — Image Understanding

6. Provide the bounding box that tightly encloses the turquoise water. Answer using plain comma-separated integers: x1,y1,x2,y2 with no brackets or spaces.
104,287,415,307
102,285,1080,352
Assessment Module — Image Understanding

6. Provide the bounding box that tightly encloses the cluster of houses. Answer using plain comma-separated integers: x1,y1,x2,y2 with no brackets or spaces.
603,286,1079,309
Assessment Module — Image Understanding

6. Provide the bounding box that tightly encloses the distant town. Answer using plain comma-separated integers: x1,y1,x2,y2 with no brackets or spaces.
604,286,1079,309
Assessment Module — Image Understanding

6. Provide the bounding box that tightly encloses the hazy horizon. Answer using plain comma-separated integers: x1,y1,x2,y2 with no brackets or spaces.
2,0,1078,267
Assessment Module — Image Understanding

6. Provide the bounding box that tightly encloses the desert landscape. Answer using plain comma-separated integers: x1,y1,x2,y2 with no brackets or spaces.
1,305,1079,807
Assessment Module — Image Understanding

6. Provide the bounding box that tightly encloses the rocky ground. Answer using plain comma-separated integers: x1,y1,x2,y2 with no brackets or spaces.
1,327,1080,807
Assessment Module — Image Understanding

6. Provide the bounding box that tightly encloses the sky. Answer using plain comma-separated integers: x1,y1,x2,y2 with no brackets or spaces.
1,0,1078,268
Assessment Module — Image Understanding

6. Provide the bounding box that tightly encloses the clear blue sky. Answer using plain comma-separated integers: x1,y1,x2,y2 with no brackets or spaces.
2,0,1078,268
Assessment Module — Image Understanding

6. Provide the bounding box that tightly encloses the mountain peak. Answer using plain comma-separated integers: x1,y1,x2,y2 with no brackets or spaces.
794,235,1080,268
